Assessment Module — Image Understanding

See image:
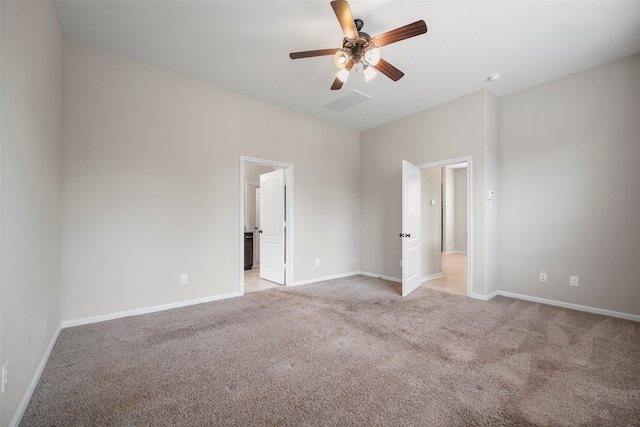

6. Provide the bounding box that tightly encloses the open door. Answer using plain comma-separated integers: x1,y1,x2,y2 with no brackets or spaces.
259,169,285,284
401,160,421,296
255,188,261,264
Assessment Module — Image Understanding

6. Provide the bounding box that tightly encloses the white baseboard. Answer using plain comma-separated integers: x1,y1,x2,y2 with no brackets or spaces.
444,251,467,255
358,271,402,283
292,271,360,287
469,290,499,301
491,291,640,322
61,292,241,328
421,273,443,283
10,324,62,427
292,272,640,322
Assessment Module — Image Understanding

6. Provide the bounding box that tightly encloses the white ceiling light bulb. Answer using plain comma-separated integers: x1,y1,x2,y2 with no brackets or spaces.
334,50,351,69
364,47,381,66
336,68,350,83
363,65,377,83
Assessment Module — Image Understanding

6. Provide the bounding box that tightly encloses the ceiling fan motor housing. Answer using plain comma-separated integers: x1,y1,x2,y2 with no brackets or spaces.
342,28,373,64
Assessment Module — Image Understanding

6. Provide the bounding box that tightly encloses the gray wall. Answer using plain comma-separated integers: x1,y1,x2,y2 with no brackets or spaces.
454,168,468,253
443,167,456,253
360,89,498,297
498,53,640,315
1,1,63,425
485,92,499,295
61,40,360,321
420,167,443,278
442,167,470,254
244,163,274,184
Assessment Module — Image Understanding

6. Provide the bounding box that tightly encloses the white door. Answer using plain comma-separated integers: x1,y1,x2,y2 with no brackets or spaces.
255,188,261,264
402,160,421,296
260,169,285,284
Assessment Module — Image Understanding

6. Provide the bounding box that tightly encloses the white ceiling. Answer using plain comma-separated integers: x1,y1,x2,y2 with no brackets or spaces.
55,1,640,132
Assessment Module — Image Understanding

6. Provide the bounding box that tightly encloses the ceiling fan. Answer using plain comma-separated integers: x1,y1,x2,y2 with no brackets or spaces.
289,0,427,90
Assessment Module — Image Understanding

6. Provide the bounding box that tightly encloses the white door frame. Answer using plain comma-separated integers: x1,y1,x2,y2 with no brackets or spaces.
239,156,294,295
255,187,261,264
416,155,472,297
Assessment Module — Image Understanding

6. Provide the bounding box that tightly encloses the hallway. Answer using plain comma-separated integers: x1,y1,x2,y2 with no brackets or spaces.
244,266,282,293
422,253,467,296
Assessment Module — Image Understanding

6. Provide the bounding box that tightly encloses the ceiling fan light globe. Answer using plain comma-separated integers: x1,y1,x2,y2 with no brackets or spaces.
336,68,350,83
334,51,351,69
363,66,377,82
365,47,381,66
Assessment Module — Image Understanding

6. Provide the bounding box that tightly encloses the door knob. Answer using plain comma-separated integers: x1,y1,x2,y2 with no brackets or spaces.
399,233,405,238
259,230,263,234
406,233,411,238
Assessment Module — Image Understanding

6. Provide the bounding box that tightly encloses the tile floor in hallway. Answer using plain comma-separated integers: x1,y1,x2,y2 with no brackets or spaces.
421,253,467,296
244,265,282,293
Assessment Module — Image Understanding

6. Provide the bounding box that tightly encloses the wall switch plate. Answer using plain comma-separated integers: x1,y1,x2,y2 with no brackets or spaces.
539,272,547,282
2,361,8,394
430,199,436,206
570,276,579,287
180,274,188,285
315,258,320,266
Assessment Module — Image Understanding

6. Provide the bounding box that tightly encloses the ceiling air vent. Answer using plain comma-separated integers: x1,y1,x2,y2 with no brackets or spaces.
324,90,371,112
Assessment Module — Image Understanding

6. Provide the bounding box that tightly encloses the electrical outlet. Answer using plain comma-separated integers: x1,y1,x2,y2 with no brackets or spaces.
2,361,8,394
570,276,579,287
180,274,188,285
539,272,547,282
315,259,320,266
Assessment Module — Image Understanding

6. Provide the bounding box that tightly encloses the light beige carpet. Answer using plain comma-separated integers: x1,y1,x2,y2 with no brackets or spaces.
21,275,640,426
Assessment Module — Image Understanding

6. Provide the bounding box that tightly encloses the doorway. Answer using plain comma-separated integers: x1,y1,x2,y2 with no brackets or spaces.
417,157,472,297
239,156,294,295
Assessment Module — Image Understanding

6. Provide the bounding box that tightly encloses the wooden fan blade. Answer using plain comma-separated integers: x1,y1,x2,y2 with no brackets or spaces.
331,0,358,40
371,20,427,47
290,48,339,60
330,60,354,90
372,58,404,81
330,78,344,91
